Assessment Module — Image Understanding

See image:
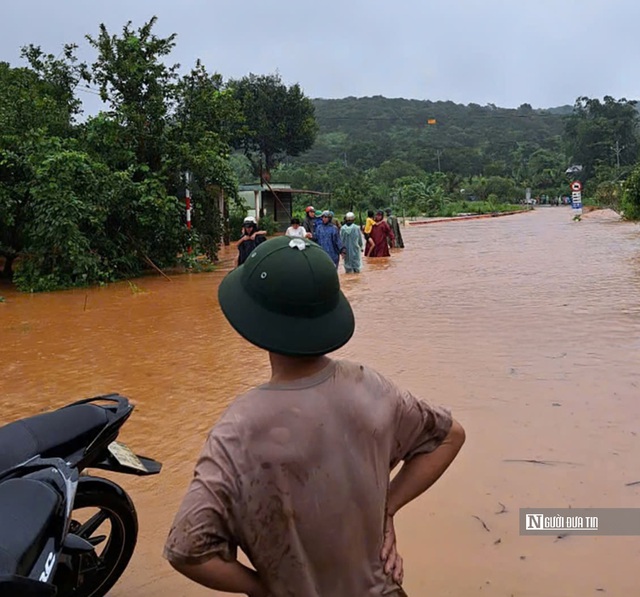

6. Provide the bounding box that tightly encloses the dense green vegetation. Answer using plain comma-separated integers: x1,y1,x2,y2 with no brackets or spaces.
256,95,640,219
0,17,315,291
2,15,640,293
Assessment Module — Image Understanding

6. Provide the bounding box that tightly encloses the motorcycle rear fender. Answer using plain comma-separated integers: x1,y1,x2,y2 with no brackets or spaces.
75,475,137,509
88,451,162,476
70,394,135,470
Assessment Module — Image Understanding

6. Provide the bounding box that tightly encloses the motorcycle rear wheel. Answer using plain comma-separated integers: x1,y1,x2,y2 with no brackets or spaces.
64,477,138,597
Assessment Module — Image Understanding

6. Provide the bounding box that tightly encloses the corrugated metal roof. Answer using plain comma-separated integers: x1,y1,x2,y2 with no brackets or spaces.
238,184,329,196
238,183,291,191
270,189,330,196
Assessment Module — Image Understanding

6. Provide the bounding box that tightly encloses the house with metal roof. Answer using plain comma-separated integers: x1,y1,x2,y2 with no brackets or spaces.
238,183,329,231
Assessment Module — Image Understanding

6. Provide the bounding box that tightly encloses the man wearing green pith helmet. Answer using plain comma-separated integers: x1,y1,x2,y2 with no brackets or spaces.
164,235,466,597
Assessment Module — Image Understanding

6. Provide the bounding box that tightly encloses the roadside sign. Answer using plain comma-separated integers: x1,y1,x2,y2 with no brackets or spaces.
571,193,582,209
571,180,582,216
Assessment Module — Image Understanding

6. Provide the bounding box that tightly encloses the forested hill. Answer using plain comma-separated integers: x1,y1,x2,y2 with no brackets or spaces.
291,96,572,175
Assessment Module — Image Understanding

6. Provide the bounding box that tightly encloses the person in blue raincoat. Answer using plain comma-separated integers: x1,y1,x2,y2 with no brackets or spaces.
314,210,345,268
339,212,364,273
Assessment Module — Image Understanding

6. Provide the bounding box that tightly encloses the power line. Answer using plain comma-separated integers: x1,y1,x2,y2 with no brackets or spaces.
316,113,568,122
76,85,102,96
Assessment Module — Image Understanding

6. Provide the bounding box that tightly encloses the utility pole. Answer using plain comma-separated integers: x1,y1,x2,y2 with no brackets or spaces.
436,149,442,173
613,140,623,169
184,171,192,254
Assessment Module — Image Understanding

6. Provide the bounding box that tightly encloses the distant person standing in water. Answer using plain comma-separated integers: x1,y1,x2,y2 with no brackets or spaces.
285,217,307,238
339,211,364,273
368,210,395,257
385,208,404,249
314,210,345,268
328,210,341,230
235,217,267,267
164,235,465,597
363,210,376,256
303,206,320,239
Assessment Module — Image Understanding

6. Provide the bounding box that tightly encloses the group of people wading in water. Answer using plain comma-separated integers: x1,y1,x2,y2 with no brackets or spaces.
235,206,404,271
298,205,404,273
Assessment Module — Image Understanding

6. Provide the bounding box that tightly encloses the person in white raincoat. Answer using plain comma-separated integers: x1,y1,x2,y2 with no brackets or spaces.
339,212,364,273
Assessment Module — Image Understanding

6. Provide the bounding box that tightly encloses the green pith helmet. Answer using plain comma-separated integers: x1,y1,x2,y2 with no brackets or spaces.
218,236,355,356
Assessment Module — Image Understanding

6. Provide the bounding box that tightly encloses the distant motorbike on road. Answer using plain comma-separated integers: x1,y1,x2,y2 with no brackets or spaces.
0,394,161,596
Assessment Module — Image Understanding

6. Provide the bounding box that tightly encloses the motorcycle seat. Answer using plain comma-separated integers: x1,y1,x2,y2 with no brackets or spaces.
0,478,61,577
0,404,109,473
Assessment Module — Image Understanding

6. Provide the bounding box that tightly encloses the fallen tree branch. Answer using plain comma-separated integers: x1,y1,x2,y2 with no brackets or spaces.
472,515,490,532
503,459,555,465
141,252,172,282
125,233,172,282
503,459,581,466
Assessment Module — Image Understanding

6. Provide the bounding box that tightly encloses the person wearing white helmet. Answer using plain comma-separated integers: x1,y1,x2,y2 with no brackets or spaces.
339,212,364,273
235,217,267,267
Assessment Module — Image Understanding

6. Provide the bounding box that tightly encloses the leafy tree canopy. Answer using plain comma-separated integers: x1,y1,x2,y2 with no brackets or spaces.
229,73,318,178
1,16,318,289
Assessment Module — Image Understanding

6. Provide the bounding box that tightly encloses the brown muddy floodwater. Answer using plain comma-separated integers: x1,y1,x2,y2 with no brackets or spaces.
1,207,640,597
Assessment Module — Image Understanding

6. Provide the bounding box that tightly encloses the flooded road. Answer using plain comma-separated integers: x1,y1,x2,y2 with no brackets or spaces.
1,207,640,596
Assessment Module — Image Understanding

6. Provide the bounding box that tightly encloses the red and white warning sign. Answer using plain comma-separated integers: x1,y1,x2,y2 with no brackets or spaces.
571,181,582,192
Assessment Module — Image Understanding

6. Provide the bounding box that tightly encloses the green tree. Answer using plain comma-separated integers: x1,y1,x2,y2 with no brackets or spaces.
85,16,179,175
595,179,624,212
169,61,245,257
621,164,640,220
563,96,640,180
369,159,426,188
229,73,318,178
393,173,447,216
0,49,84,278
484,176,519,201
19,43,88,125
3,16,257,288
12,140,116,291
333,170,372,214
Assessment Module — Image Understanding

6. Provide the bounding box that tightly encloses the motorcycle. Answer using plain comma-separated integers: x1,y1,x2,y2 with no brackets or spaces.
0,393,161,596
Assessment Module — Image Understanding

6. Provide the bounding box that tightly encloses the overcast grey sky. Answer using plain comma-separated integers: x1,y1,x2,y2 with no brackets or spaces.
3,0,639,111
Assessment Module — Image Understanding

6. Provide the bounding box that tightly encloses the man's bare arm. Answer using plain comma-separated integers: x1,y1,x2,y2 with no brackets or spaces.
170,558,268,597
380,419,465,581
387,419,465,517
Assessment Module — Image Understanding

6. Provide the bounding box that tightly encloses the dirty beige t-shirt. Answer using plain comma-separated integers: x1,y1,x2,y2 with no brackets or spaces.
164,359,453,596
